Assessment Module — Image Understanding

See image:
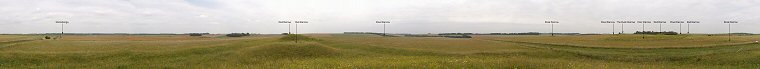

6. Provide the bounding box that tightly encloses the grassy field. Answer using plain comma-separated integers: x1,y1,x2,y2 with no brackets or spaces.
1,34,759,68
476,35,760,48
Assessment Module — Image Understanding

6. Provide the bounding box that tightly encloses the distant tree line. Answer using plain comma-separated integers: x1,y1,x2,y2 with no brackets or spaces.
343,32,396,37
438,33,475,35
444,32,581,35
226,33,252,37
634,31,678,35
401,34,471,38
188,33,210,36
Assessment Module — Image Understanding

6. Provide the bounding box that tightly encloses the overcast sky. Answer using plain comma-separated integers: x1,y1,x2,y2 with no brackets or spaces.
0,0,758,34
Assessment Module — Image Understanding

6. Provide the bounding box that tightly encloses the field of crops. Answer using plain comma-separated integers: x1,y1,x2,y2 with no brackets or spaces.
1,34,759,68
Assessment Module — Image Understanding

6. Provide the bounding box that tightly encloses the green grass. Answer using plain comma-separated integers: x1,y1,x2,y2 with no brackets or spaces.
241,42,338,57
0,34,759,68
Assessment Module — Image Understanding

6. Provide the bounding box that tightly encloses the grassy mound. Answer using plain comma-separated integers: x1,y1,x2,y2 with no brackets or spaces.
243,42,338,58
279,34,319,41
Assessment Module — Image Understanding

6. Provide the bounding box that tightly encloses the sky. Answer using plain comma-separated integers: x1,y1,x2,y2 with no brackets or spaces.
0,0,758,34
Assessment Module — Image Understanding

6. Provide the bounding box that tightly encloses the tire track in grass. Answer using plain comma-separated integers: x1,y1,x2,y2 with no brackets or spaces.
0,39,40,49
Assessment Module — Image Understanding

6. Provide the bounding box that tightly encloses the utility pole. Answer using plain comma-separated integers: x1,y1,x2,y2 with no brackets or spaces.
686,21,700,34
670,21,684,34
601,21,615,34
637,21,651,39
544,21,559,36
622,21,625,34
55,21,69,39
654,21,666,32
618,21,633,34
724,21,738,42
375,21,391,36
278,21,292,34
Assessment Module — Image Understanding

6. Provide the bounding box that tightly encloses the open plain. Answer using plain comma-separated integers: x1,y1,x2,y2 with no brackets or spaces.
0,34,759,68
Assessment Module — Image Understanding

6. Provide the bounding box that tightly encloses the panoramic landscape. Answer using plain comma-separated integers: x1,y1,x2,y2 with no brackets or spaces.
1,0,759,69
0,34,759,68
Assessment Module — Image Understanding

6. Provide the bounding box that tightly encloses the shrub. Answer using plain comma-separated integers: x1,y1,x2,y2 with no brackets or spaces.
189,34,203,36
